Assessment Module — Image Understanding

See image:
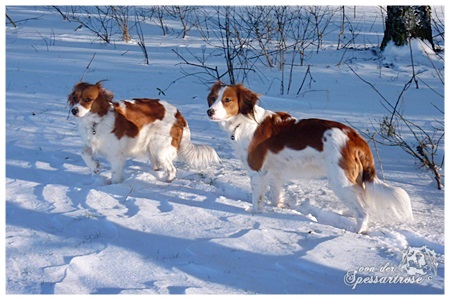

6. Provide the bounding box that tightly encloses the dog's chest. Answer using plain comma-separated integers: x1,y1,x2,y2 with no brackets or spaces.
230,125,256,171
78,115,115,149
78,121,99,146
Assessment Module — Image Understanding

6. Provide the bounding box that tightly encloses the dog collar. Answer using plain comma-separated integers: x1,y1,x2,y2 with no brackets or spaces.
91,122,98,135
231,123,241,141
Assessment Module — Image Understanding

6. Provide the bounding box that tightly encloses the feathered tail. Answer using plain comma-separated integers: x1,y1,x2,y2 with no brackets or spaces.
365,177,413,223
178,127,220,169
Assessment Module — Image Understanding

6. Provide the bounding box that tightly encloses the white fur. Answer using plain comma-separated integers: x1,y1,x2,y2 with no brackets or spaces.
211,103,413,233
75,100,219,183
365,177,413,223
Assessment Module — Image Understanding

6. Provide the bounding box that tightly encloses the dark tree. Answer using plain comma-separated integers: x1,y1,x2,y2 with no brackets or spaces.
381,6,435,51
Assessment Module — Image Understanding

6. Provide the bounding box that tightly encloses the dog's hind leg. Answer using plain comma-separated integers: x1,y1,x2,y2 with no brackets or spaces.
81,146,102,174
157,158,176,182
328,178,369,233
149,152,162,171
155,147,177,182
269,176,286,208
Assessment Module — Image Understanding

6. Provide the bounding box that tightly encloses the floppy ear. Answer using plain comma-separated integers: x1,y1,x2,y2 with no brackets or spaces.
237,84,260,121
67,92,75,106
101,88,114,102
94,80,114,102
95,80,106,90
67,82,85,106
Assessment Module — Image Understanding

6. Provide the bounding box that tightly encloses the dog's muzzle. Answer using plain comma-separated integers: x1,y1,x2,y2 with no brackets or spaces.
207,108,215,118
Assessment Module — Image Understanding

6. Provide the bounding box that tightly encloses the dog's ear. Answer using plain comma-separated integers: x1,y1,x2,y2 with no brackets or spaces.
94,80,114,102
95,80,104,89
67,82,85,106
67,92,75,106
237,84,259,121
102,88,114,102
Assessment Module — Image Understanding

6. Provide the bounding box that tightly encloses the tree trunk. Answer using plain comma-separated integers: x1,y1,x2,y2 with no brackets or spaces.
381,6,435,51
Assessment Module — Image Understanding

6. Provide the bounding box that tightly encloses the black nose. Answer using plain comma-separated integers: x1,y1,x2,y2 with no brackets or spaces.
71,107,79,116
207,108,214,117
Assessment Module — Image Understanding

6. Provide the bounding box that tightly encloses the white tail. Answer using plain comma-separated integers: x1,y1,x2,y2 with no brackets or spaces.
178,127,220,169
365,177,413,223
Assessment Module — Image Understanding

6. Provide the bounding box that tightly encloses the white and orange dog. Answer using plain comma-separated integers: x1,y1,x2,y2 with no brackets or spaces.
68,81,219,183
206,81,413,233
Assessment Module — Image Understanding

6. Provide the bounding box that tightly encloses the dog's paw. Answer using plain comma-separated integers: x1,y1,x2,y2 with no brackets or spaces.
356,221,369,235
93,161,102,174
245,206,263,214
111,178,123,185
276,202,290,209
165,176,175,183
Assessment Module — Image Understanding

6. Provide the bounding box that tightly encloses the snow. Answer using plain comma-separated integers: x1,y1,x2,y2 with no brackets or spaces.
4,5,445,295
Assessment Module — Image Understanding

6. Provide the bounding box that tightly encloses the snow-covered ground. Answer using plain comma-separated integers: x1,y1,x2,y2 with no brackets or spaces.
4,5,445,294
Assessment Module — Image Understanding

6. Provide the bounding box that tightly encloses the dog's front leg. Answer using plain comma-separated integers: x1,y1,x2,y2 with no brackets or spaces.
81,146,102,174
110,156,126,184
250,172,268,213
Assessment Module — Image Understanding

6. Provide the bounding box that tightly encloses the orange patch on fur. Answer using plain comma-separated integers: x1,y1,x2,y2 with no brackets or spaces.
170,110,187,149
112,98,165,139
339,130,376,186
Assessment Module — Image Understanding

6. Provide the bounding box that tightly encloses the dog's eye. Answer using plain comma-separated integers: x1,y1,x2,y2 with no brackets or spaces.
224,98,232,103
84,98,93,103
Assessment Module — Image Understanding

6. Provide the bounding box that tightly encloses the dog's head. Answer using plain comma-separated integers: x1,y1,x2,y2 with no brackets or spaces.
206,81,260,122
68,81,114,118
